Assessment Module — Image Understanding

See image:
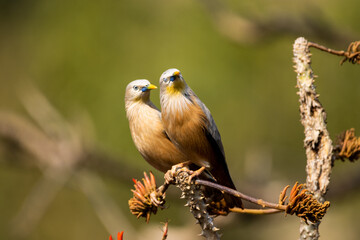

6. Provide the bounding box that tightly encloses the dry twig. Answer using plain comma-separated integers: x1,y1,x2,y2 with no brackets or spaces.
197,180,329,223
161,221,168,240
308,41,360,65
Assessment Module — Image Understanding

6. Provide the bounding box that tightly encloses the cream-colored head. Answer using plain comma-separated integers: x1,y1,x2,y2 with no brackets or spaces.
125,79,157,105
159,68,188,96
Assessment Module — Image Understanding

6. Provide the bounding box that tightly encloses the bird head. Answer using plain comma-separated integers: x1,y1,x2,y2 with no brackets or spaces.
125,79,157,103
159,68,186,95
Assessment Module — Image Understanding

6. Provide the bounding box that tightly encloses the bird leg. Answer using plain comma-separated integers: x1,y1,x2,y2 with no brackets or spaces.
188,166,206,184
178,161,191,167
164,161,191,184
163,161,192,184
164,161,205,185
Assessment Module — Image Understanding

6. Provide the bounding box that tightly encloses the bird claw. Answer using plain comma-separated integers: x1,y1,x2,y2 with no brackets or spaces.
164,170,175,185
187,166,206,184
150,191,163,207
178,161,191,168
165,162,192,184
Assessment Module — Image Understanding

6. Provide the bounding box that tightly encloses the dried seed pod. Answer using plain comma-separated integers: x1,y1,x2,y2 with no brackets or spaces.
128,172,165,223
334,128,360,161
283,182,330,223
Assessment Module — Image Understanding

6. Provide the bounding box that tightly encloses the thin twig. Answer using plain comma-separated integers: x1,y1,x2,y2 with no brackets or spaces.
230,208,282,215
161,221,168,240
308,41,360,64
308,42,346,56
196,179,286,211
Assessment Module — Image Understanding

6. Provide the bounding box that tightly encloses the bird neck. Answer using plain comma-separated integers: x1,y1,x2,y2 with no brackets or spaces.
166,81,186,95
125,97,153,117
161,93,193,122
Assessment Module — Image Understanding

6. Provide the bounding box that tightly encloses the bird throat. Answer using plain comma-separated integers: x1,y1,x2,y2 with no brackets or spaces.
166,81,185,95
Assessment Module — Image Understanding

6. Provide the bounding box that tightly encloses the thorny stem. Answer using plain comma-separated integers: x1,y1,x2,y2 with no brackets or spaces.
196,179,287,211
166,165,221,240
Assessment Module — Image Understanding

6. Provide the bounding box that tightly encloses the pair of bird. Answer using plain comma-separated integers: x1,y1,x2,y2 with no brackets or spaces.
125,68,243,209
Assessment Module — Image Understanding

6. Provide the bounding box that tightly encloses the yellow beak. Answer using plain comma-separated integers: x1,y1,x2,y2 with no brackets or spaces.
147,84,157,90
173,71,180,76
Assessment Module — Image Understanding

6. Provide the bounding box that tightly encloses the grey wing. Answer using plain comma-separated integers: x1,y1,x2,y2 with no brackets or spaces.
148,101,160,112
187,88,225,156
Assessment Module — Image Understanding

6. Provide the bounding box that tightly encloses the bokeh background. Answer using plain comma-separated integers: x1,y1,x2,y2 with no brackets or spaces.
1,0,360,239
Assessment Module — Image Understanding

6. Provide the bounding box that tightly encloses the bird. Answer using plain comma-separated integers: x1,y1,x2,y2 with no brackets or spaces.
159,68,243,209
125,79,230,212
125,79,189,172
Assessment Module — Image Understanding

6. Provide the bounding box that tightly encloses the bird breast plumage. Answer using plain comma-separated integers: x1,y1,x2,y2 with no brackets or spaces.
162,94,212,168
127,101,187,172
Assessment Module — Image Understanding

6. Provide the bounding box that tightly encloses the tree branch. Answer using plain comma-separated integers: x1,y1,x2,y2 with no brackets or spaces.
293,37,334,240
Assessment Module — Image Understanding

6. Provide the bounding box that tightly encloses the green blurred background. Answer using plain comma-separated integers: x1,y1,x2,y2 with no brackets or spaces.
1,0,360,239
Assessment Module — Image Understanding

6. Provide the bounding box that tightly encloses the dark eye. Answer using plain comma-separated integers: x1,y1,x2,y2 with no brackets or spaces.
133,86,139,91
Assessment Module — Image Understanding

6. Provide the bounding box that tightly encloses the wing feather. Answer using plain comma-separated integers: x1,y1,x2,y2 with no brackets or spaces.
187,88,225,157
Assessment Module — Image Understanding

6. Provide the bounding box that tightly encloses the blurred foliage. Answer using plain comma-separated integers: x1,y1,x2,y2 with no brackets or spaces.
1,0,360,239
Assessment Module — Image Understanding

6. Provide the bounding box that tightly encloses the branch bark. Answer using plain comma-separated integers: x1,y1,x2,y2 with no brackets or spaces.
293,37,333,240
165,166,221,240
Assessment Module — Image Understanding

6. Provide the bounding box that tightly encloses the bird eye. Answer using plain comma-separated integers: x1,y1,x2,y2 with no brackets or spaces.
133,86,139,91
163,78,168,83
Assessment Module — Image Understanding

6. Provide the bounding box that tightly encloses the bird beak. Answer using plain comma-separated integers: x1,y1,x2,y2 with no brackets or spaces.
173,71,180,76
146,84,157,90
142,84,157,92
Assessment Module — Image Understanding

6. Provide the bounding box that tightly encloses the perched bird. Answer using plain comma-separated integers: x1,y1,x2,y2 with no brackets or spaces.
125,79,227,212
159,68,243,208
125,79,189,172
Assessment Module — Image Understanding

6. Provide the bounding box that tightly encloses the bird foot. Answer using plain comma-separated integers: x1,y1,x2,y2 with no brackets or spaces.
150,191,164,208
164,170,175,185
165,161,192,184
178,161,191,168
188,166,206,184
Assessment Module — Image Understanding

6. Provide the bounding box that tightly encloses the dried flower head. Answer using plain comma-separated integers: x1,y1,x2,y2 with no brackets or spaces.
340,41,360,65
279,182,330,223
334,128,360,161
128,172,165,223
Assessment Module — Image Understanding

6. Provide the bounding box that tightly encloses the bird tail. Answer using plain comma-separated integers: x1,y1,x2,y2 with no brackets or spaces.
193,165,243,210
208,162,244,209
223,192,243,209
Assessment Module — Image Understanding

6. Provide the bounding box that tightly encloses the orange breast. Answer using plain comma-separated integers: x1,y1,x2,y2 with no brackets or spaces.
162,96,213,167
129,102,188,172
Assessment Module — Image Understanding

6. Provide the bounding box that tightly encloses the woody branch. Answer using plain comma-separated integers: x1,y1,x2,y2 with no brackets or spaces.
293,37,333,240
